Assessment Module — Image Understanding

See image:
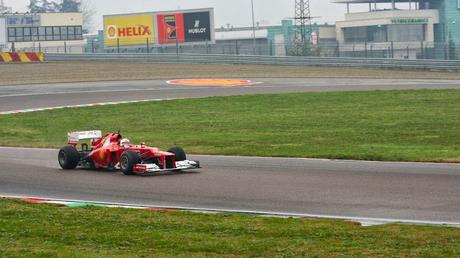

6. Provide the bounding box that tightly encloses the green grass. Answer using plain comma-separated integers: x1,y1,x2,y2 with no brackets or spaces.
1,89,460,162
1,199,459,257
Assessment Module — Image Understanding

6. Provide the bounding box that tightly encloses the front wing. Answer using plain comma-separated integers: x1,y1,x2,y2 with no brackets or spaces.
132,160,200,175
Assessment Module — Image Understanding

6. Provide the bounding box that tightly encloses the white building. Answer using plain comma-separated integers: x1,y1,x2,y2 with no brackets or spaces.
0,12,84,53
332,0,460,59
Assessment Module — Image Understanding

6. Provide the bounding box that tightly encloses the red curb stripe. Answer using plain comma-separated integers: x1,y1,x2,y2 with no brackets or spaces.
9,53,21,62
25,52,40,62
22,198,48,203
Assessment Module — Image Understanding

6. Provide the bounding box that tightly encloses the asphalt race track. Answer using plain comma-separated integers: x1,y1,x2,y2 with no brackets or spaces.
1,148,460,224
2,78,460,112
1,78,460,225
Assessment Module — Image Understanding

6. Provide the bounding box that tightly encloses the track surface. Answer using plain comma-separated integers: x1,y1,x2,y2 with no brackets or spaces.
2,78,460,112
1,147,460,223
2,78,460,224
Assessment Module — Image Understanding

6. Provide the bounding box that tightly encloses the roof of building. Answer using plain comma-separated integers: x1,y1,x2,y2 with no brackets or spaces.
216,29,268,41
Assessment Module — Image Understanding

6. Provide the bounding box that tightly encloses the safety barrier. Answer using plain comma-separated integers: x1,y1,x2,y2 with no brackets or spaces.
45,53,460,71
0,52,44,63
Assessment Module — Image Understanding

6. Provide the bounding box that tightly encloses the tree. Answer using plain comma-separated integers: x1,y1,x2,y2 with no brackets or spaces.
27,0,56,12
41,0,56,12
27,0,95,33
27,0,80,13
60,0,80,12
80,0,95,33
28,0,45,13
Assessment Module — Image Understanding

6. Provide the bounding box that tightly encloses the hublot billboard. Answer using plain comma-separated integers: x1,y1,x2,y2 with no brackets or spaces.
183,12,211,42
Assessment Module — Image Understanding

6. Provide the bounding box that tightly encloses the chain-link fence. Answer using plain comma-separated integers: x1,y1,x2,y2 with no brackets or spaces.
7,39,460,60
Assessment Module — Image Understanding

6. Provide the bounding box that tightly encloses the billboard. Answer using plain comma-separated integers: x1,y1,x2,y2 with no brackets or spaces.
183,12,211,42
104,15,154,47
157,10,212,44
157,14,185,44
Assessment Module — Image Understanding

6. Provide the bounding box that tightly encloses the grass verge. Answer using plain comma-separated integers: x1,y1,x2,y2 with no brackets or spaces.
1,89,460,162
1,199,460,257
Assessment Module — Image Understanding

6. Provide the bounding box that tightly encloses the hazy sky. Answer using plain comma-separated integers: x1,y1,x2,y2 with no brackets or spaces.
6,0,372,31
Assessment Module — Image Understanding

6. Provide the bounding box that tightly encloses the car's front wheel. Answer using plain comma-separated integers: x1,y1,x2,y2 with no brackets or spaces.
168,146,187,162
120,151,140,175
58,146,80,169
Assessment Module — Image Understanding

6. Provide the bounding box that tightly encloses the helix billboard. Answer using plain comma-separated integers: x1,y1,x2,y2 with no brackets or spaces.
103,15,155,47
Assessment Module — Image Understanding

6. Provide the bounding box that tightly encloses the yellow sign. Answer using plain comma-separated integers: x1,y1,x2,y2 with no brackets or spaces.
104,15,155,47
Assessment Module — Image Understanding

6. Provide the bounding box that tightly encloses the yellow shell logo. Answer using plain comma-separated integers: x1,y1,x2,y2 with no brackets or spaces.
107,25,117,39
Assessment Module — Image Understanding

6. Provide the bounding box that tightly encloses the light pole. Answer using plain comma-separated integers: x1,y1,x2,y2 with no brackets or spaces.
251,0,256,55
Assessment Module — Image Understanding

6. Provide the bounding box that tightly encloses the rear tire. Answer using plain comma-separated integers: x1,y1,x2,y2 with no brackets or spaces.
168,146,186,162
58,146,80,169
120,151,140,175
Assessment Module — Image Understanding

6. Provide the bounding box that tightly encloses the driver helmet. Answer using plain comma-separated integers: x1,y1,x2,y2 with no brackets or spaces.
120,138,131,147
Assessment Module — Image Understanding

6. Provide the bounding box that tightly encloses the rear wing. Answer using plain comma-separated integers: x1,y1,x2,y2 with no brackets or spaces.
68,130,102,144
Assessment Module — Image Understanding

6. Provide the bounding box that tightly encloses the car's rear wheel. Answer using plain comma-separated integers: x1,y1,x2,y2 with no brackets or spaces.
58,146,80,169
120,151,140,175
168,146,186,161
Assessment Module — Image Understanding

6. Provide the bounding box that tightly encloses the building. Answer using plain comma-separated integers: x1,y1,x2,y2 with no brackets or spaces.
333,0,460,59
0,12,84,52
212,20,330,56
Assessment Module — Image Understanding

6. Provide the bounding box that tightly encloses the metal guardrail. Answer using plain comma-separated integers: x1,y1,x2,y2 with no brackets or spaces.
45,53,460,71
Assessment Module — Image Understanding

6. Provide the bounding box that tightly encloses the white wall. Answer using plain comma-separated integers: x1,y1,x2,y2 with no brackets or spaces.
10,40,85,53
0,18,6,48
319,26,337,39
40,13,83,27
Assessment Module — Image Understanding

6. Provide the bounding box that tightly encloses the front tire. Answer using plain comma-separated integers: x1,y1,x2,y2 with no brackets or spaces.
58,146,80,169
168,146,186,161
120,151,140,175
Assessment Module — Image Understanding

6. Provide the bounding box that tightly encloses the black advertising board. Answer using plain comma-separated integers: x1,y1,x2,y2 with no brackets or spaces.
183,12,211,42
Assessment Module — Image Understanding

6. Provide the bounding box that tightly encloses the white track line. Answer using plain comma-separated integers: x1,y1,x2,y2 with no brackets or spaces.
0,85,226,98
1,194,459,228
0,98,180,115
0,80,263,98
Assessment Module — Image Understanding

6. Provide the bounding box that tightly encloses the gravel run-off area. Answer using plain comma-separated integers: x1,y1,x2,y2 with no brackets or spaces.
2,61,460,86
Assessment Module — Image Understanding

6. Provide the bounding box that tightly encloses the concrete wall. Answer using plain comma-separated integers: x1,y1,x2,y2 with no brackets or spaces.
319,26,337,40
40,13,82,26
0,17,5,47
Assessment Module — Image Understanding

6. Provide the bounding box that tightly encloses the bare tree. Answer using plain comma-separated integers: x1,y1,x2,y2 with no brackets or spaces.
80,0,96,33
27,0,96,33
60,0,80,12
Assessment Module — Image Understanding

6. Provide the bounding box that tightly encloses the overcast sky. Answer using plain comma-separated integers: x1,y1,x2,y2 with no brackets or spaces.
6,0,373,31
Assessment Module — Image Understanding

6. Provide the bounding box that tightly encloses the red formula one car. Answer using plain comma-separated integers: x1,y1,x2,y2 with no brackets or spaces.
58,130,200,175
